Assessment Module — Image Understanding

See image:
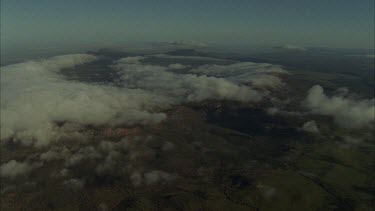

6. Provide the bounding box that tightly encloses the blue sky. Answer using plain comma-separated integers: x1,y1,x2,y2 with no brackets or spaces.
1,0,374,51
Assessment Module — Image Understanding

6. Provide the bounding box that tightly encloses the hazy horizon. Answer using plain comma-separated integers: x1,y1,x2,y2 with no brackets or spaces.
1,0,374,54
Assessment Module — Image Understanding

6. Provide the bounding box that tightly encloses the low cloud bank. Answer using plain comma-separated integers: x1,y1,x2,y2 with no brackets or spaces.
304,85,375,128
1,53,289,146
274,44,307,51
112,57,264,102
1,54,170,146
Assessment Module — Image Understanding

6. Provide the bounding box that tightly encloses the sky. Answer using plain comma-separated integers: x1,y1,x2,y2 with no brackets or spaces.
1,0,374,52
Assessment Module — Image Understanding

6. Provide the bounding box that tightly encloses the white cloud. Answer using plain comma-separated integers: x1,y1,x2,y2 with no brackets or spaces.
191,62,287,76
38,135,176,187
1,54,171,146
40,150,66,162
0,160,41,179
301,121,320,133
304,85,375,128
95,150,122,175
65,146,102,166
112,59,263,103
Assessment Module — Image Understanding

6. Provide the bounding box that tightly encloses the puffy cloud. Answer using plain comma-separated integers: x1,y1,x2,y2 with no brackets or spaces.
301,121,320,133
40,149,67,162
0,160,41,179
35,135,178,186
274,44,306,51
304,85,375,128
112,58,263,102
65,146,102,166
1,54,170,146
34,135,176,186
95,150,122,175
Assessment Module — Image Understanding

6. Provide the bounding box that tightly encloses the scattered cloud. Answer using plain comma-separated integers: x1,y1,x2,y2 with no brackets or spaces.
65,146,102,166
304,85,375,128
1,135,177,188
